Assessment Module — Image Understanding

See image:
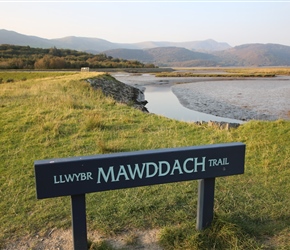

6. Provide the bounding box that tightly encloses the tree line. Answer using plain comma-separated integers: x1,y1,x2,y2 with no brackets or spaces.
0,45,156,69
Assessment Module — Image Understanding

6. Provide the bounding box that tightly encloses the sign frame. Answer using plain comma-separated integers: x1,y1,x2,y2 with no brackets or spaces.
34,142,245,249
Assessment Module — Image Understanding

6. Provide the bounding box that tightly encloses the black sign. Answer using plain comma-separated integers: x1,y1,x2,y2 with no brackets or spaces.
35,142,245,199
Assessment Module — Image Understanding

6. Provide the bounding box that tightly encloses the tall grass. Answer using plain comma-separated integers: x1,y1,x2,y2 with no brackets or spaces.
224,67,290,76
0,71,76,83
155,72,276,77
0,72,290,249
155,67,290,77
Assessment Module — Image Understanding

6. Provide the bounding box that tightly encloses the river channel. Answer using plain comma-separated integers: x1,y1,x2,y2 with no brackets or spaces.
112,73,290,123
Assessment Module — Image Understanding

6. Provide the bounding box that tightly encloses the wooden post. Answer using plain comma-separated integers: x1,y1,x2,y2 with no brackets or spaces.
71,194,88,250
196,178,215,230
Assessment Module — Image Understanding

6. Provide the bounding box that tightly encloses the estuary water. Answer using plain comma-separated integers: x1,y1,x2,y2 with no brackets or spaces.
144,84,242,123
112,73,290,123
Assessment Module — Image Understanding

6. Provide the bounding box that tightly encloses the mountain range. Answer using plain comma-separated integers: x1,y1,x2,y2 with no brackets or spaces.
1,29,290,67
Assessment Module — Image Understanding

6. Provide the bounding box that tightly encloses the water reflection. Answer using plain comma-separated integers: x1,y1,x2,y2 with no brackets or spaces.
145,85,243,123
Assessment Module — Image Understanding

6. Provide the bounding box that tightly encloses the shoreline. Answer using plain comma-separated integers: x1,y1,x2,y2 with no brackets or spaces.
112,73,290,121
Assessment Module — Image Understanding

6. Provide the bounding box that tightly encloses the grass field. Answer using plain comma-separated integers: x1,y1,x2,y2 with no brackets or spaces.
0,71,290,249
155,67,290,77
0,71,76,83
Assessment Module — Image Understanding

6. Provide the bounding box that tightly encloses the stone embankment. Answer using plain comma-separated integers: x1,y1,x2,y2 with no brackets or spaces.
87,75,148,112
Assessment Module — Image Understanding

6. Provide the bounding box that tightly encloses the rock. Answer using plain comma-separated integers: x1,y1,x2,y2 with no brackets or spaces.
194,121,207,125
207,121,240,130
87,74,148,112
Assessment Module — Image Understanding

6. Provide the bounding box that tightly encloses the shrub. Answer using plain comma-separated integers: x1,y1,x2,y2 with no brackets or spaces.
6,78,14,83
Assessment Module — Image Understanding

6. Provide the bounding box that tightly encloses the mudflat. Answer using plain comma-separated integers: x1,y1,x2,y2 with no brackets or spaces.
172,76,290,121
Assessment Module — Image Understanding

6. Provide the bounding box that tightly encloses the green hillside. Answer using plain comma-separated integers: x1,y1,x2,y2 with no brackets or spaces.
0,44,154,70
1,72,290,249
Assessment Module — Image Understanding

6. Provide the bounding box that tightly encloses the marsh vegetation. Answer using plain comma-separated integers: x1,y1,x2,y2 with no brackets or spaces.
155,67,290,78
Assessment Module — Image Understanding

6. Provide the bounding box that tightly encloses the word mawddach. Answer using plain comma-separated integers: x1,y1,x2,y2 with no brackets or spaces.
35,143,245,199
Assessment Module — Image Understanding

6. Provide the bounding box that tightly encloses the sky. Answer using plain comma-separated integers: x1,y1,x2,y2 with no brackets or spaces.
1,1,290,47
